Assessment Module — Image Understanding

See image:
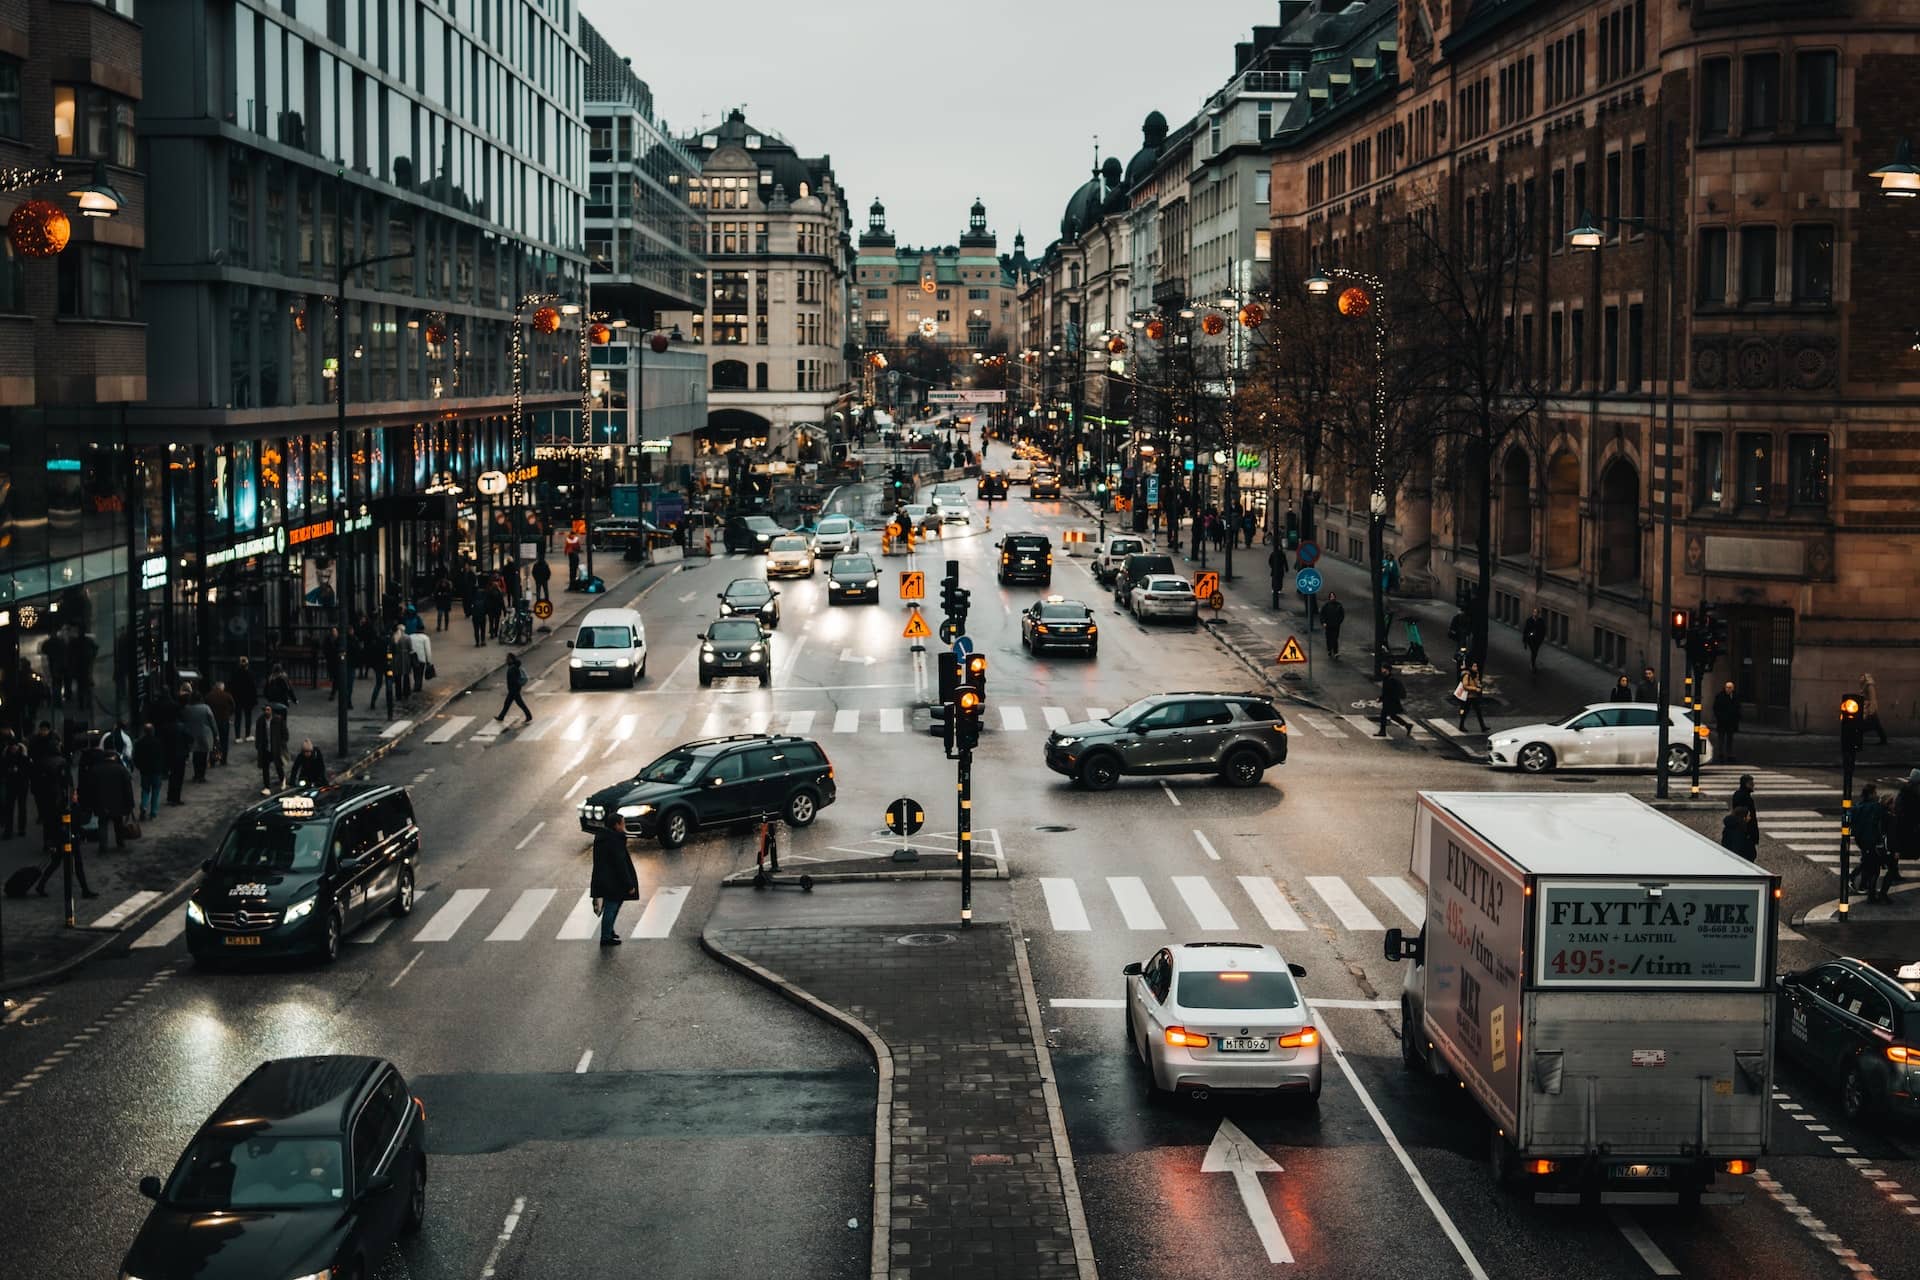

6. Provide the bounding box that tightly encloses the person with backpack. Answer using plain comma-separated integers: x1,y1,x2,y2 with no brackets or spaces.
495,652,533,727
1456,662,1490,733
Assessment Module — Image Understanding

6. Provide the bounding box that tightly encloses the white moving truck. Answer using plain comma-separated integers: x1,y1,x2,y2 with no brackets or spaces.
1386,792,1776,1203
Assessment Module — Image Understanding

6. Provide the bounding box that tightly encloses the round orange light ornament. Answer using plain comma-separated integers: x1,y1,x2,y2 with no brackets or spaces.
425,320,449,345
1338,287,1372,319
589,322,612,345
1144,318,1167,342
8,200,71,259
532,306,561,334
1106,334,1126,354
1201,311,1227,336
1237,302,1266,329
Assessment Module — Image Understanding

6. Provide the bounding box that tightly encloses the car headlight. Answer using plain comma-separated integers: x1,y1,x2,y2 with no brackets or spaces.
701,644,715,654
749,645,765,657
185,899,206,924
614,657,631,667
617,804,653,818
1493,737,1519,747
569,658,584,668
1054,735,1081,747
864,579,878,588
284,895,317,923
286,1271,334,1280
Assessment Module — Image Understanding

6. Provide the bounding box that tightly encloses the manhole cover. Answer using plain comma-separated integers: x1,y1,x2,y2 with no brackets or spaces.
896,932,958,947
1036,824,1075,833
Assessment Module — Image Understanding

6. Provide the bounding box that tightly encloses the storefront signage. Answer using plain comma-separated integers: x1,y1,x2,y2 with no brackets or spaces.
288,518,334,547
140,556,168,590
46,458,82,472
206,531,280,566
477,470,509,496
341,509,374,534
640,439,672,454
506,463,540,484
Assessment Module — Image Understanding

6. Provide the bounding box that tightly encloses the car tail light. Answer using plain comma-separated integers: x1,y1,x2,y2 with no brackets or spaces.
414,1096,427,1121
1046,554,1054,565
1888,1045,1916,1064
1721,1159,1752,1176
1278,1027,1318,1049
1165,1026,1210,1049
1528,1159,1557,1176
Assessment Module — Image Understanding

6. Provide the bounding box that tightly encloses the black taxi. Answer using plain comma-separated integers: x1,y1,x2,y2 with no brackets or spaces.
185,785,419,966
1778,956,1920,1120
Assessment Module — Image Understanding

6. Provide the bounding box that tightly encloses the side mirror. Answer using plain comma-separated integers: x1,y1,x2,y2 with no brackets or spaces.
1288,963,1308,978
770,590,781,598
200,859,212,873
138,1175,163,1201
565,640,574,649
1383,927,1424,964
358,1172,394,1200
1122,962,1143,977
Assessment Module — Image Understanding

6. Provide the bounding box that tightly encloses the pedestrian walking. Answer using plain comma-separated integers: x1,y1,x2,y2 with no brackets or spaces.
288,738,329,788
1521,608,1546,673
1861,674,1890,746
1610,673,1634,702
1376,665,1416,737
495,652,533,726
590,813,640,946
1320,591,1346,658
433,574,455,632
1888,769,1920,888
0,733,27,838
132,723,165,820
1720,798,1759,860
1240,507,1256,549
86,748,135,849
469,583,489,647
1712,680,1742,764
377,630,401,716
181,692,218,782
533,555,553,604
408,628,433,695
1635,666,1661,704
164,704,190,807
30,749,92,897
566,540,581,592
230,656,258,743
254,704,290,793
1731,774,1760,838
204,683,235,765
263,663,297,708
389,624,411,698
1456,662,1490,732
1267,543,1289,610
485,580,507,640
1855,784,1893,901
324,625,345,702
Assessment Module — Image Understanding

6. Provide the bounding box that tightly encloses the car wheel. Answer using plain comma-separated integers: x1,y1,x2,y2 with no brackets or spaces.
319,910,342,965
658,808,692,850
1516,743,1556,774
1303,1072,1323,1103
1663,743,1694,775
785,788,820,827
1088,643,1098,660
1078,752,1121,791
698,672,712,688
1221,747,1265,788
390,869,415,918
401,1162,427,1235
1842,1062,1875,1121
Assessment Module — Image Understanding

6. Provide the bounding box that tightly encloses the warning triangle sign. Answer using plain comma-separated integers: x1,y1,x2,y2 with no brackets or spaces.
1276,635,1308,664
902,609,932,639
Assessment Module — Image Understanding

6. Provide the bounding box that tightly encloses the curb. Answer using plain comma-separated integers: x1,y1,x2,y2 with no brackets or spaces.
720,865,1008,887
1205,622,1337,714
700,929,893,1280
0,562,675,995
1009,911,1102,1280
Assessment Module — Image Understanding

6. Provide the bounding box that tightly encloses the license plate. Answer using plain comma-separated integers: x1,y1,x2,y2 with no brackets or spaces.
1616,1164,1669,1179
1020,559,1035,567
224,935,263,947
1217,1037,1270,1052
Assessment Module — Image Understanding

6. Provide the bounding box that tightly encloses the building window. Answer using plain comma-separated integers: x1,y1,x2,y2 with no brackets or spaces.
755,362,769,391
1254,228,1271,261
1795,51,1838,130
1570,308,1585,389
1786,433,1829,508
1739,226,1777,303
0,57,20,140
1629,144,1647,227
1602,304,1619,389
1548,310,1564,388
1791,224,1833,303
0,237,24,312
1625,303,1644,391
55,244,140,320
1697,227,1728,303
1604,151,1622,231
1736,432,1771,508
968,288,989,300
1550,168,1566,246
1700,58,1731,137
867,287,888,300
1571,162,1587,235
1693,431,1724,508
53,84,136,166
1742,54,1780,132
1255,170,1271,204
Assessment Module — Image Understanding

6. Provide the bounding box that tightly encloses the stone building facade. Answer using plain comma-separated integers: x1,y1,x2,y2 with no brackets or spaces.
854,197,1016,354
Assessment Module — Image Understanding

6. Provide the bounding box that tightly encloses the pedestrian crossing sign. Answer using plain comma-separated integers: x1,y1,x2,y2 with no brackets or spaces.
903,609,932,639
900,570,925,600
1277,635,1308,664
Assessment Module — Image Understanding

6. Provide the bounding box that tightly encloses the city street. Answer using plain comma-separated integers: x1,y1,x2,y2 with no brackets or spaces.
0,443,1912,1279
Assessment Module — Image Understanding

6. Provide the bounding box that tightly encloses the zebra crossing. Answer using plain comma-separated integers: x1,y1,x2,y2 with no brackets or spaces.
1035,871,1425,936
1760,809,1845,871
1692,766,1835,800
403,703,1126,748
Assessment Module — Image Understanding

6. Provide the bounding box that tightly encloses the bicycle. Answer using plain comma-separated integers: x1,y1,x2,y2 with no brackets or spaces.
498,601,533,646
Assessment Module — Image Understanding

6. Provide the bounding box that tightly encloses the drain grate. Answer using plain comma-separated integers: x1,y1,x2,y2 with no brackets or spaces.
895,932,958,947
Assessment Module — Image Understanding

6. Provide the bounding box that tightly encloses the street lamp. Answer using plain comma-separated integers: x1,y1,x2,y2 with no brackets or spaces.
1566,119,1685,798
1869,137,1920,197
64,160,126,218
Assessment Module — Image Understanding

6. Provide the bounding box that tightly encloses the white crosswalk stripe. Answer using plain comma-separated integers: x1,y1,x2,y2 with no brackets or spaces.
425,715,475,744
1172,876,1237,931
1236,876,1306,930
1109,876,1166,930
130,907,187,949
563,715,594,742
1370,875,1426,926
1043,706,1070,730
611,714,638,740
1000,706,1027,732
380,719,415,739
1041,877,1090,931
784,709,816,735
556,892,601,940
1033,873,1429,938
879,708,905,733
747,711,772,734
472,717,507,741
1293,712,1346,739
631,885,691,938
1308,876,1385,931
833,709,859,734
90,890,160,930
519,715,560,741
486,888,557,941
414,888,489,942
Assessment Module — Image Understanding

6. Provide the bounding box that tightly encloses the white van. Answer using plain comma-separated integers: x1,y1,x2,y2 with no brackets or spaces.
568,607,647,688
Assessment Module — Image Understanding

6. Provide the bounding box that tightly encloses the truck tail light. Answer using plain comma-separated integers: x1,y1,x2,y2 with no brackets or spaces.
1721,1159,1752,1176
1887,1045,1915,1064
1527,1159,1557,1176
1165,1026,1210,1048
1278,1027,1318,1049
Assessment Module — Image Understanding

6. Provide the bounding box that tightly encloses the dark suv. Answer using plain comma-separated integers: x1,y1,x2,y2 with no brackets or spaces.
723,513,787,552
579,734,837,848
1113,552,1176,609
998,533,1053,586
185,785,419,965
1044,692,1289,790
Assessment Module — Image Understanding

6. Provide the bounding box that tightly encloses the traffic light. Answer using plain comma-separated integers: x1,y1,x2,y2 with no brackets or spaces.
930,701,955,754
940,580,971,623
1285,509,1300,549
936,651,959,705
1669,608,1691,645
955,685,984,750
1840,695,1865,759
1706,611,1729,661
965,653,987,700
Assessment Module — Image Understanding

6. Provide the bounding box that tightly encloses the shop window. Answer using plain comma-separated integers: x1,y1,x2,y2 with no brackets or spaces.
1736,432,1770,508
1692,431,1723,509
1787,434,1829,509
56,245,141,321
1791,225,1833,303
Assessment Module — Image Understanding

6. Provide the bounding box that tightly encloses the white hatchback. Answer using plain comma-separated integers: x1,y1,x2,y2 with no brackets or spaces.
933,496,973,526
1125,941,1321,1102
811,515,860,557
1487,702,1713,775
1130,574,1199,622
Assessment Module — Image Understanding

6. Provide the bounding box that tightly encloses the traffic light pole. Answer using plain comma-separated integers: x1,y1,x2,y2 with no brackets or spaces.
957,745,973,929
1689,657,1704,800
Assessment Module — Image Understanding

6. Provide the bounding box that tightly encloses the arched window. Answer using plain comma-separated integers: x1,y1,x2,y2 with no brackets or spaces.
713,359,748,390
1499,447,1531,557
1597,458,1641,586
1543,449,1581,571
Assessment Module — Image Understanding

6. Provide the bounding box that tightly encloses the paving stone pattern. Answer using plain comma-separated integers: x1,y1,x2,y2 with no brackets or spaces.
712,923,1079,1279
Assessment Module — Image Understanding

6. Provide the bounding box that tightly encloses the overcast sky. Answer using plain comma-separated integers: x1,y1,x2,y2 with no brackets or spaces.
580,0,1277,253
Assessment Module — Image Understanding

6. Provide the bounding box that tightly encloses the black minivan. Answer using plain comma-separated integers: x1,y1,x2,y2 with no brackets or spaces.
998,533,1054,586
185,785,419,966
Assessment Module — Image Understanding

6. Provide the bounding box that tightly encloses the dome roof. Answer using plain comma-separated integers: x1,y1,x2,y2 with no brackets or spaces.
1060,175,1104,241
1123,110,1169,191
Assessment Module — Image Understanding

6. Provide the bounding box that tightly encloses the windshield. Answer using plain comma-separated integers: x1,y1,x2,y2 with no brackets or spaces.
214,820,329,874
1176,970,1301,1011
769,536,807,551
835,557,875,576
575,626,632,649
725,580,770,600
165,1134,346,1210
817,518,850,534
708,620,763,644
636,749,702,783
745,517,780,531
1038,603,1087,621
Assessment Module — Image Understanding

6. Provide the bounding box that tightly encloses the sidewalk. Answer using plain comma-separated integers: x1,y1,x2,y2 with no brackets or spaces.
705,878,1094,1280
0,551,671,991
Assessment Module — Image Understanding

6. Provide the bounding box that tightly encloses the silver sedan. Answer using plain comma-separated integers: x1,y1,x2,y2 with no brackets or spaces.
1124,942,1322,1102
1129,574,1199,622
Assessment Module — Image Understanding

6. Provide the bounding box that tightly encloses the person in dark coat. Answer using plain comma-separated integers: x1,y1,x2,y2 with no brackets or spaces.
0,732,27,838
1267,544,1289,610
1635,666,1661,704
532,556,553,603
204,683,235,766
1609,674,1634,702
433,575,455,631
495,652,532,726
181,693,218,783
30,749,93,897
85,749,135,849
1521,608,1546,673
255,705,288,794
1855,784,1892,902
263,663,297,708
469,583,489,646
132,723,166,820
1319,591,1346,659
288,739,329,788
485,580,507,640
229,657,258,744
1730,774,1759,842
1376,665,1415,738
1720,799,1759,860
164,691,192,806
324,625,345,702
590,814,641,945
1889,769,1920,868
1712,680,1742,764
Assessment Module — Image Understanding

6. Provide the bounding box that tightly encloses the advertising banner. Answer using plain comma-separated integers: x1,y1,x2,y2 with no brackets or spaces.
1533,880,1767,989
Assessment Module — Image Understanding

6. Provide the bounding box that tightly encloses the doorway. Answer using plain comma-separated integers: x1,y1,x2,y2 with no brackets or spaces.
1726,606,1793,727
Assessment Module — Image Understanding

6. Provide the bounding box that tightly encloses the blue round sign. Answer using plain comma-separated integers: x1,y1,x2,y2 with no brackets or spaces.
1296,540,1320,567
1294,567,1322,595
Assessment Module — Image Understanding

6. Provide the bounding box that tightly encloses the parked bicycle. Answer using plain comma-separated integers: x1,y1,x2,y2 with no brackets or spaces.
498,598,534,646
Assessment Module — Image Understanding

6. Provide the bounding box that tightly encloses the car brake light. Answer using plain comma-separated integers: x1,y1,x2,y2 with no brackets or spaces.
1165,1026,1210,1048
414,1096,427,1121
1889,1045,1916,1064
1528,1159,1557,1176
1279,1027,1318,1048
1046,554,1054,565
1087,624,1097,634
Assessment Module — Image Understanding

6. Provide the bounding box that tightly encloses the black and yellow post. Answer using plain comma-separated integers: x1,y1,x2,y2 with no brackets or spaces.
1838,695,1865,923
954,683,983,928
61,804,75,928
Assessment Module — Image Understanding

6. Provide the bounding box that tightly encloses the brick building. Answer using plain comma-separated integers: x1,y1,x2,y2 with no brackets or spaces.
1270,0,1920,730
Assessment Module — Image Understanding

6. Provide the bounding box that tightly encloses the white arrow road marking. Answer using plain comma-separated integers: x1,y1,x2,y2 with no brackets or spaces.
839,649,878,665
1201,1118,1291,1264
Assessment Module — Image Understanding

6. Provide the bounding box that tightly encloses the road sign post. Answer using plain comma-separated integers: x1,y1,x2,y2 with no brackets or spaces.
1278,631,1312,685
887,796,925,864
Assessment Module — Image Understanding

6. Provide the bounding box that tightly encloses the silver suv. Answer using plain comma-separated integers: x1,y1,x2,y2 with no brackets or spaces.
1043,692,1289,790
